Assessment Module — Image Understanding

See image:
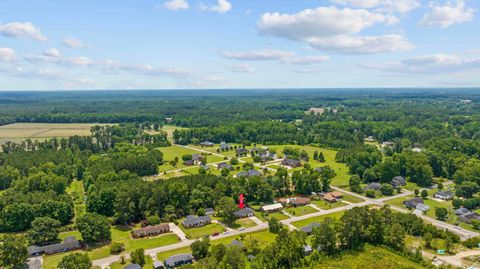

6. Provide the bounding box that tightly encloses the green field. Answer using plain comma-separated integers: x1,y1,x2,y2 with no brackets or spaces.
234,218,257,228
312,200,348,210
341,193,365,203
161,125,187,140
254,211,288,222
180,223,225,239
286,205,318,216
110,255,154,269
66,180,86,220
292,210,346,228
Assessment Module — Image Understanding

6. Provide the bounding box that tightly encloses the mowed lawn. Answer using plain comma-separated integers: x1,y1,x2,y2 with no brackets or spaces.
43,226,180,269
180,223,225,239
110,255,154,269
292,210,346,228
285,205,318,216
312,200,348,210
234,218,257,228
157,145,224,172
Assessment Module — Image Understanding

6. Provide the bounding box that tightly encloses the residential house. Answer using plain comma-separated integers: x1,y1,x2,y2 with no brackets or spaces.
124,264,141,269
300,222,321,235
458,212,480,224
455,208,471,215
183,159,194,166
304,245,313,256
153,261,165,269
204,208,215,216
28,236,81,256
382,141,395,147
234,207,255,218
403,197,424,209
236,169,261,178
182,215,211,229
220,141,231,150
365,182,381,191
261,203,283,212
434,190,453,200
191,154,204,163
314,167,323,173
199,164,210,170
415,203,430,213
289,197,311,207
165,117,173,123
131,223,170,238
236,148,249,155
281,158,302,168
164,254,194,269
230,240,245,249
200,141,214,147
391,176,406,188
364,136,375,142
323,192,343,203
217,163,233,170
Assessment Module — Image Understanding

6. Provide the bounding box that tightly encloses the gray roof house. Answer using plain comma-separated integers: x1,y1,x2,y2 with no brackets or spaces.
182,215,211,229
365,182,382,191
304,245,313,256
434,190,453,200
217,163,233,170
200,141,214,147
391,176,406,188
28,236,81,256
164,254,194,269
132,223,170,238
458,212,480,224
236,169,261,178
300,222,321,235
236,148,249,155
153,260,165,269
124,264,141,269
204,208,215,215
415,203,430,212
199,164,210,170
233,207,254,218
403,197,424,209
220,142,231,150
230,239,245,249
281,158,302,168
192,154,204,162
455,208,471,215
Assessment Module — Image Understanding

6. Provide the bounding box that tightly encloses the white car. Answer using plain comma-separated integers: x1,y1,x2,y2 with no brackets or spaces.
239,227,245,231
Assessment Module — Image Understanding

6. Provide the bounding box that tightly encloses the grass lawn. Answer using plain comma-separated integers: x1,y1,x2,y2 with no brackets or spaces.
234,218,257,228
161,125,187,140
340,193,365,204
292,210,346,228
180,223,225,239
110,255,153,269
312,200,348,210
66,180,86,220
157,145,224,172
188,144,240,158
285,205,318,217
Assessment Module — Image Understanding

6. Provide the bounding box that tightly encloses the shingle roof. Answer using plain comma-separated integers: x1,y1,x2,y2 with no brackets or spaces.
182,215,211,227
300,222,321,234
132,223,169,237
233,207,254,217
165,254,194,267
28,236,80,256
124,264,141,269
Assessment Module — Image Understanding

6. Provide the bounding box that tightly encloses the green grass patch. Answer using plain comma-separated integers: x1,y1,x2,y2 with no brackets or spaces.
234,218,257,228
340,193,365,204
285,205,318,217
180,223,225,239
292,210,345,228
110,255,153,269
66,180,86,220
312,200,348,210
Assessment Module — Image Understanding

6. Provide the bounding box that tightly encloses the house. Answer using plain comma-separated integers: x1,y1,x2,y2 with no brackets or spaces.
230,239,245,249
323,192,343,203
365,182,381,191
183,159,194,166
28,236,81,256
234,207,255,218
461,99,472,104
458,212,480,224
220,141,231,150
236,169,261,178
300,222,320,235
289,197,311,207
304,245,313,256
153,261,165,269
455,208,471,215
281,158,302,168
165,117,173,123
217,163,233,170
391,176,406,188
434,190,453,200
364,136,375,142
204,208,215,216
415,203,430,212
191,154,204,163
403,197,424,209
259,152,276,162
199,164,210,170
412,147,423,153
314,167,323,173
382,141,395,147
164,254,194,269
124,264,141,269
236,148,249,155
132,223,170,238
182,215,211,228
200,141,214,147
261,203,283,212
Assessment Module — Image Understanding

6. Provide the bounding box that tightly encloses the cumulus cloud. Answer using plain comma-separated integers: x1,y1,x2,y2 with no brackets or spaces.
163,0,189,10
62,56,93,66
420,0,475,28
221,49,296,61
226,64,255,73
63,38,90,48
0,21,47,41
331,0,420,14
25,49,93,67
200,0,232,13
365,53,480,74
43,48,61,58
257,6,410,54
0,48,17,62
281,56,331,65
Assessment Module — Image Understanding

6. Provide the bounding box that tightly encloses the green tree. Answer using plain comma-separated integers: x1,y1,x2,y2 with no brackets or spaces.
217,196,237,226
320,166,336,192
414,189,420,196
384,223,405,251
435,207,448,221
130,248,146,267
421,190,428,199
318,152,325,162
0,165,20,190
424,232,433,249
58,253,92,269
110,242,125,254
312,217,338,255
268,217,283,234
452,199,463,209
76,213,111,243
380,184,394,196
191,237,210,260
27,217,61,245
0,235,28,269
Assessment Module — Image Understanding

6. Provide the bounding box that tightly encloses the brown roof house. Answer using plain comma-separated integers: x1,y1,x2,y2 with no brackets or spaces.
289,197,311,207
132,223,170,238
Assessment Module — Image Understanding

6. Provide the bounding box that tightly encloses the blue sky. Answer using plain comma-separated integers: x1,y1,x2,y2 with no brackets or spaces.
0,0,479,90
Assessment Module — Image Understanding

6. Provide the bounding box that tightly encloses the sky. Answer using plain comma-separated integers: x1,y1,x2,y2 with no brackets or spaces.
0,0,479,90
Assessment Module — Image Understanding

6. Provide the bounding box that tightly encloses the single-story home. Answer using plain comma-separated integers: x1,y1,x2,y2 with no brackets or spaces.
199,164,210,170
28,236,81,256
204,208,215,216
323,191,343,203
236,169,261,178
236,148,249,155
300,222,321,235
234,207,255,218
403,197,424,209
200,141,214,147
455,208,471,215
230,239,245,249
434,190,453,200
217,162,233,170
132,223,170,238
261,203,283,212
182,215,211,229
124,264,141,269
365,182,381,191
281,158,302,168
415,203,430,212
164,254,194,269
183,159,194,166
391,176,406,188
220,142,231,150
289,197,311,207
304,245,313,256
458,212,480,224
153,261,165,269
192,154,204,162
314,167,324,173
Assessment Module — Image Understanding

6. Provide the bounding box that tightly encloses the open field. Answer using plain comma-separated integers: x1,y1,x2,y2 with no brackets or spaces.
292,210,346,228
162,125,187,140
180,223,225,239
234,218,257,228
157,145,224,172
312,200,348,210
0,123,110,144
285,205,318,216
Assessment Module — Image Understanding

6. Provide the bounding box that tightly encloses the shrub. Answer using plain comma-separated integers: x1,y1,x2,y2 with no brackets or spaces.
110,242,124,254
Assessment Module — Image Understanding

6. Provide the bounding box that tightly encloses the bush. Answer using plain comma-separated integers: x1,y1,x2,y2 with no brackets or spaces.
421,190,428,199
365,189,376,198
380,184,394,196
463,237,480,248
452,199,463,209
110,242,125,254
146,215,161,226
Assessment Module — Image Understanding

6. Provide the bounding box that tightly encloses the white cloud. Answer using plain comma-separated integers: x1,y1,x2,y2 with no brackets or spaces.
420,0,475,28
62,56,93,66
221,49,296,61
163,0,189,10
331,0,420,14
0,48,17,62
43,48,61,58
281,56,330,65
0,22,47,41
257,6,412,54
63,38,90,48
200,0,232,13
226,64,255,73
